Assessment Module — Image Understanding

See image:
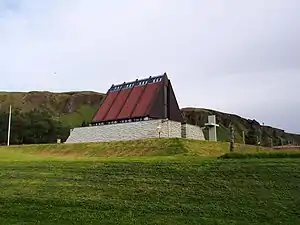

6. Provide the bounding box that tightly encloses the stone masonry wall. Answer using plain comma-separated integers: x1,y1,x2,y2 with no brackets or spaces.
66,119,182,143
181,123,205,140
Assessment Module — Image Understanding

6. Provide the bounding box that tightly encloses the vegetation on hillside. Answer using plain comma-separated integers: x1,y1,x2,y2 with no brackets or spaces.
0,109,70,145
0,91,299,146
0,91,105,127
182,107,300,147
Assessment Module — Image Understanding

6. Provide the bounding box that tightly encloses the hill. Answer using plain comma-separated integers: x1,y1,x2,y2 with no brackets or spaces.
0,91,105,127
182,107,300,146
0,139,299,225
0,91,299,146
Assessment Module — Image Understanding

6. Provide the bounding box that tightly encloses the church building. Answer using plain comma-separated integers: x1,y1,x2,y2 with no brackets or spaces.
66,73,205,143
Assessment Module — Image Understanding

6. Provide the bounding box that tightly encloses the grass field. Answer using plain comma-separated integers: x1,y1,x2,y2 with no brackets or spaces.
0,139,299,225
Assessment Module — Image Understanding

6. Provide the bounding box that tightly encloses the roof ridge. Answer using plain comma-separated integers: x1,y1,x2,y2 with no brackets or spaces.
112,73,166,87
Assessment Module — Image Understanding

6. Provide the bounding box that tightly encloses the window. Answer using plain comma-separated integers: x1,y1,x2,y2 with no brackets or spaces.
153,78,162,83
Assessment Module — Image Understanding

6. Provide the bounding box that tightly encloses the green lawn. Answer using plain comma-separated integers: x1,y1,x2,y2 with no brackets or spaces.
0,140,299,224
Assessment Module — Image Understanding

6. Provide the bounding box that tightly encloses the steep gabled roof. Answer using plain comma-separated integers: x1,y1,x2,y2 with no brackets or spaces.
91,73,183,123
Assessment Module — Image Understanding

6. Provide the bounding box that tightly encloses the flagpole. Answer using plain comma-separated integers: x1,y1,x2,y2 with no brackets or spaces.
7,105,12,146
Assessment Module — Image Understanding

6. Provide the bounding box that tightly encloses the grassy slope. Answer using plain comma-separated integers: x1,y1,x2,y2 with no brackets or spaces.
0,139,300,224
0,91,105,128
0,138,276,160
60,105,99,127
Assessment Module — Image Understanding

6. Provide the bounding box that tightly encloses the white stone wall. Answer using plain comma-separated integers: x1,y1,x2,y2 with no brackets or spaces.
167,120,182,138
181,123,205,140
66,119,182,143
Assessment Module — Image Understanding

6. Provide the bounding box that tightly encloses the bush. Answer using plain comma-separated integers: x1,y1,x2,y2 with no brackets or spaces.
219,151,300,159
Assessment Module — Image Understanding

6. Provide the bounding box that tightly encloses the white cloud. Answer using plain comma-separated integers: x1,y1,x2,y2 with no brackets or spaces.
0,0,299,132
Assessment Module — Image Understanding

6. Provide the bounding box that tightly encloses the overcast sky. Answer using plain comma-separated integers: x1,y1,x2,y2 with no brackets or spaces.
0,0,299,133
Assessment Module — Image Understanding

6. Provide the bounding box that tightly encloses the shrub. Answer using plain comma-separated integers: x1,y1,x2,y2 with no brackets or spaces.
219,151,300,159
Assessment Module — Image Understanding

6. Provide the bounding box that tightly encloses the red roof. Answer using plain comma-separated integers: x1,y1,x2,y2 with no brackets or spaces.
105,88,132,120
92,91,119,121
131,82,161,118
92,73,183,123
117,85,145,119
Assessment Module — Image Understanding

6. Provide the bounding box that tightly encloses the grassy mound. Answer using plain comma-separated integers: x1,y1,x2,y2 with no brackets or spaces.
0,138,275,160
0,138,187,160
